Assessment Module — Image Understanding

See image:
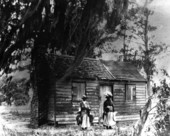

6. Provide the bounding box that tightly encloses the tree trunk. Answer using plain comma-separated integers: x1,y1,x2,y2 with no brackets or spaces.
29,49,39,128
144,8,151,98
147,76,151,97
30,81,39,128
133,98,151,136
29,41,50,128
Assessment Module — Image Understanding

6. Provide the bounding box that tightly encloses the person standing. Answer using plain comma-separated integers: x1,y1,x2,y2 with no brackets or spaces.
79,95,91,130
103,94,116,129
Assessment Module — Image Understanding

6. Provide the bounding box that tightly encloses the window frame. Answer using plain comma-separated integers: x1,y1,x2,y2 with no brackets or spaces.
72,81,86,101
125,84,136,102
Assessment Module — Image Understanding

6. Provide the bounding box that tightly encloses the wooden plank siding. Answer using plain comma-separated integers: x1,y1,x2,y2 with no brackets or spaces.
86,81,100,117
135,84,147,108
48,79,147,124
48,81,72,123
113,82,146,114
113,83,125,113
48,80,100,124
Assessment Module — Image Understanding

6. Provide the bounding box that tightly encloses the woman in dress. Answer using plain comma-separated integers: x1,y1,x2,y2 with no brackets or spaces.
79,95,91,130
103,94,116,129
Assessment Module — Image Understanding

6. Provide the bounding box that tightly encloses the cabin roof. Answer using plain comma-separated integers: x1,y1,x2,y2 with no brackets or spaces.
101,60,146,82
52,55,114,80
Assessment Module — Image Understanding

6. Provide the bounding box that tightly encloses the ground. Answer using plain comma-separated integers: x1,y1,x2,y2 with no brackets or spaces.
0,105,136,136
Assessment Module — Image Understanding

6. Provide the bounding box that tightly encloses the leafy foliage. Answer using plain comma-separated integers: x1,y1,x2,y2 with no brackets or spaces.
0,78,30,106
0,0,129,80
133,79,170,136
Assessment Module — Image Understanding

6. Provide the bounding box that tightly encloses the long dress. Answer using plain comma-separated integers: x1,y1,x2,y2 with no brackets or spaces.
103,98,116,128
80,100,91,129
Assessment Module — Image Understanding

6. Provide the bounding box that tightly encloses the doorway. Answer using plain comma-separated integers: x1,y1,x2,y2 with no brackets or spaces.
99,85,112,122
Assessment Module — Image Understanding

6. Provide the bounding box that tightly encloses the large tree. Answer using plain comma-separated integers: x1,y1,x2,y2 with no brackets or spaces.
0,0,129,127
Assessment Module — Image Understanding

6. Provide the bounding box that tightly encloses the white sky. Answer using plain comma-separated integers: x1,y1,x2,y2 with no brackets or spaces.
150,0,170,14
149,0,170,83
149,1,170,71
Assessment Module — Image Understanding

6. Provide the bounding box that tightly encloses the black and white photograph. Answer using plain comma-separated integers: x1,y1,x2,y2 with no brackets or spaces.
0,0,170,135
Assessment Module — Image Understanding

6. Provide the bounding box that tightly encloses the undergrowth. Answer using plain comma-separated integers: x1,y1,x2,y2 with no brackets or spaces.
1,124,133,136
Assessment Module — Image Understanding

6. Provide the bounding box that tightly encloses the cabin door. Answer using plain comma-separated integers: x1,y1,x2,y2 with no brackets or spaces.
99,85,112,121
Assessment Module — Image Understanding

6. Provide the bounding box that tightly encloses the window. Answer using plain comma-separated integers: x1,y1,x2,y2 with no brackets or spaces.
126,85,136,101
72,82,85,101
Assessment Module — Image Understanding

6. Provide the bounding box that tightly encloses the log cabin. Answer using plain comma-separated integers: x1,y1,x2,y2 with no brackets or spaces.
45,55,147,125
47,55,114,125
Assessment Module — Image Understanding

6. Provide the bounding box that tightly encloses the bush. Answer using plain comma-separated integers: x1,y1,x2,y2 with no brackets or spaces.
1,78,30,106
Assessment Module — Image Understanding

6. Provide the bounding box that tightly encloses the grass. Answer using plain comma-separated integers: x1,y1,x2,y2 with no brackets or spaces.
7,119,169,136
1,119,135,136
0,110,135,136
2,126,133,136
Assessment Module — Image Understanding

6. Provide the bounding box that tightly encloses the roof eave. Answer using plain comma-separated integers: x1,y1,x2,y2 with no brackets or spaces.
102,63,116,79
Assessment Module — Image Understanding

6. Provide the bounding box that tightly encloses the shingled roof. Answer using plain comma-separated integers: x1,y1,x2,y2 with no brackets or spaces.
101,60,146,82
52,55,114,80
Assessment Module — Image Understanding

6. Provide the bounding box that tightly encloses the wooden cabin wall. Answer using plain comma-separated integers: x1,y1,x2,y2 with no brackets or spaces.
71,80,100,122
135,83,147,109
48,80,100,122
85,81,100,118
48,81,72,121
113,82,146,114
48,79,147,122
113,83,126,113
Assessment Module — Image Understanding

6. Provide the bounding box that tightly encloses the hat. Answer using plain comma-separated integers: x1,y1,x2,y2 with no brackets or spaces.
105,92,112,97
106,94,112,98
82,95,87,99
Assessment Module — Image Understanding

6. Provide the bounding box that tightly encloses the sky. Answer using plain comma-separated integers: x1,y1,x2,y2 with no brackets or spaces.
149,0,170,83
149,0,170,45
